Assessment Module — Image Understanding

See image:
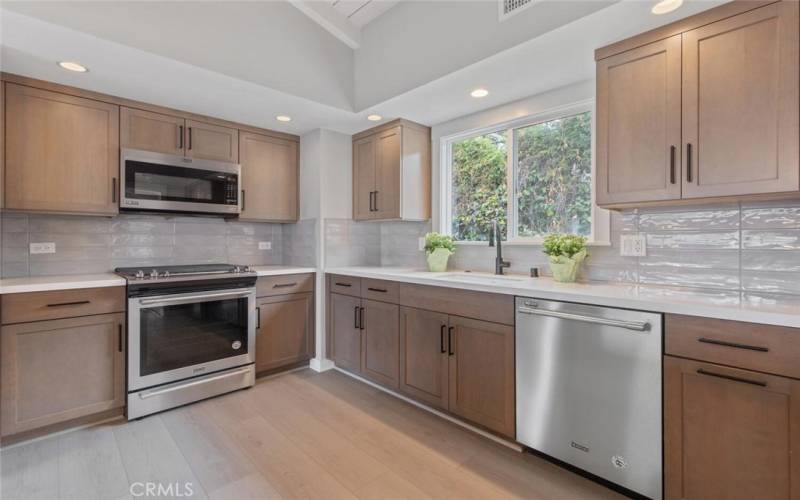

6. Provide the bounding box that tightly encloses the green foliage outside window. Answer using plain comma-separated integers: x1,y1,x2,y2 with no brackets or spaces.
449,111,592,242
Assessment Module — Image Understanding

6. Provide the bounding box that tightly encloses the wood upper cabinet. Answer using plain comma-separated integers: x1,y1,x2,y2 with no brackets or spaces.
447,315,515,438
399,307,449,409
353,134,377,220
596,0,800,208
0,313,126,437
361,299,400,388
682,1,799,199
664,355,800,500
5,83,119,215
352,119,431,221
255,293,313,373
185,119,238,163
239,131,298,222
121,107,184,155
120,107,238,163
331,293,362,374
596,35,682,205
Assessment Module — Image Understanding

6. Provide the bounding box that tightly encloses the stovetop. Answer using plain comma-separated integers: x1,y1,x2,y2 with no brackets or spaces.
115,263,254,281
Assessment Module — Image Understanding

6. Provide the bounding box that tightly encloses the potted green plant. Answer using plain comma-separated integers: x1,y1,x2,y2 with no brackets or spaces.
542,234,588,283
424,232,456,272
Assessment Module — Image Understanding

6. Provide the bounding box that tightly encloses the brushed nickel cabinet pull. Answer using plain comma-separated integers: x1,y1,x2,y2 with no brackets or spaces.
697,369,766,387
697,337,769,353
47,300,90,307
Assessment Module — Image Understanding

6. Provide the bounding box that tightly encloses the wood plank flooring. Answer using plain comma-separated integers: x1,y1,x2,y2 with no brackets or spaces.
0,369,624,500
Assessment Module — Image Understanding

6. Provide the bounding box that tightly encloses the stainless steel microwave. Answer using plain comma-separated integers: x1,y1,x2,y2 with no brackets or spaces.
120,148,240,215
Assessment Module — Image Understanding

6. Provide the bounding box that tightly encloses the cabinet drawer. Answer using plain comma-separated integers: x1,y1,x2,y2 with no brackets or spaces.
2,287,126,325
665,314,800,379
329,275,361,297
361,279,399,303
256,273,314,297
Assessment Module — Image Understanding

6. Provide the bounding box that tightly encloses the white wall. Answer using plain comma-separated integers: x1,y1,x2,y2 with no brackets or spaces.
320,131,354,219
354,1,613,111
431,79,595,233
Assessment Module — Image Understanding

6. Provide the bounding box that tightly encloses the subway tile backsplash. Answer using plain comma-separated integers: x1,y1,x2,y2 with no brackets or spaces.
1,213,286,278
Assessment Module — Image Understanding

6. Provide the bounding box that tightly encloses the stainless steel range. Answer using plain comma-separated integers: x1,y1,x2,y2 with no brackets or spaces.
116,264,257,419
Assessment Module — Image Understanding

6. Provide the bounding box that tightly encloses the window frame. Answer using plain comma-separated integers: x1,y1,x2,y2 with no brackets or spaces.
440,99,610,246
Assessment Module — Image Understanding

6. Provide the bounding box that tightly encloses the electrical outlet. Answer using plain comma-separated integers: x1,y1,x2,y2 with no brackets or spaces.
418,237,426,251
258,241,272,250
619,234,646,257
30,242,56,254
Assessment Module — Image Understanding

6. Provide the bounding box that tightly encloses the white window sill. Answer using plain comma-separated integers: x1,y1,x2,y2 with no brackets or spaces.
454,239,611,247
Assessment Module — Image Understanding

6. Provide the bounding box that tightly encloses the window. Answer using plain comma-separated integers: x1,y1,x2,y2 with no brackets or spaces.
444,102,604,243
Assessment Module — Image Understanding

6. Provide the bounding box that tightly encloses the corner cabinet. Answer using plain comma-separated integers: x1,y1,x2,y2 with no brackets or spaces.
239,131,299,222
352,119,431,221
596,1,799,208
5,83,120,215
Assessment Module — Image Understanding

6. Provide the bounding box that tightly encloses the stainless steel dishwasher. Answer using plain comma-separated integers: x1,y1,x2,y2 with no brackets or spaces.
515,297,662,500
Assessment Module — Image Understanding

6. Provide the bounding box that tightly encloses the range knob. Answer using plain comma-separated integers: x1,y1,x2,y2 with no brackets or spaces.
162,271,170,278
233,266,241,273
150,269,159,279
135,270,145,279
243,265,251,272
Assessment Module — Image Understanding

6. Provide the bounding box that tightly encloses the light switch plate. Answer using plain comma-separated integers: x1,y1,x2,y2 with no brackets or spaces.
619,234,646,257
258,241,272,250
30,242,56,254
418,237,426,252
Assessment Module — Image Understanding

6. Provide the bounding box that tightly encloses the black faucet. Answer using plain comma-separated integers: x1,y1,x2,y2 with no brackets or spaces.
488,220,511,275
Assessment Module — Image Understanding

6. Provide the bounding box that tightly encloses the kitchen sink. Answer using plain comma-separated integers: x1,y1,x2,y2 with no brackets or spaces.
434,272,525,285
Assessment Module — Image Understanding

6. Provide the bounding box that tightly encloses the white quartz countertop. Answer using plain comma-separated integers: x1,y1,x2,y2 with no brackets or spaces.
325,267,800,329
0,267,317,295
0,273,127,294
251,266,317,277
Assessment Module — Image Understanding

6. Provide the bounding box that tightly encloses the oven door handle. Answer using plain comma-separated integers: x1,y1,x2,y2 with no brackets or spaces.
137,366,253,400
139,290,252,306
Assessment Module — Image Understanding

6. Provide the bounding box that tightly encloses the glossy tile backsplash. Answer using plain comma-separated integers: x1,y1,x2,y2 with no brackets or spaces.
1,213,284,278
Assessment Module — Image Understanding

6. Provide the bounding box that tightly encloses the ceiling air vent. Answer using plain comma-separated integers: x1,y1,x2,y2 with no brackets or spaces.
499,0,535,21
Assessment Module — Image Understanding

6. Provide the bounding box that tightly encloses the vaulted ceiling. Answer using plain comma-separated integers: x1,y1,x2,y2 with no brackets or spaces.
0,0,727,135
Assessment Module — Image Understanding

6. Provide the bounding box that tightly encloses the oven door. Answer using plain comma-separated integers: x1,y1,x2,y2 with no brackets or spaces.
128,288,256,391
121,148,240,215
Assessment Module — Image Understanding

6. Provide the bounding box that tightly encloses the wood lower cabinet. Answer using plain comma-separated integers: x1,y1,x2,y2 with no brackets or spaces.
185,119,238,163
121,107,184,155
399,307,449,409
331,292,362,374
361,299,400,388
5,83,119,215
239,131,299,221
447,315,515,437
0,313,126,437
664,355,800,500
255,293,313,373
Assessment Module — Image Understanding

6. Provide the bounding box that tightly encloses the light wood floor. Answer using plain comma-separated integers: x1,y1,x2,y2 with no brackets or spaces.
1,369,624,500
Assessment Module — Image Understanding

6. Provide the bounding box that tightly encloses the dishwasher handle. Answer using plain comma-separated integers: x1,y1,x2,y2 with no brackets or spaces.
517,306,651,332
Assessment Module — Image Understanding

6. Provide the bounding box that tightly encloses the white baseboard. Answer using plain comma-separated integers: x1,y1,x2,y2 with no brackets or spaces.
309,358,335,372
333,367,523,452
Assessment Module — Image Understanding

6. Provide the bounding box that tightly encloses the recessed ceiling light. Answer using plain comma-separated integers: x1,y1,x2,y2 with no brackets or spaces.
58,61,88,73
470,88,489,98
367,114,382,121
651,0,683,15
276,115,292,122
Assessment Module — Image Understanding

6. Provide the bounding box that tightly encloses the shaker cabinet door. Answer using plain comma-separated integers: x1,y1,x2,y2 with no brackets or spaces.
331,293,362,374
361,299,400,389
239,131,298,221
664,356,800,500
120,107,185,155
256,293,313,373
681,2,799,199
399,307,449,409
373,126,402,220
596,35,682,206
353,135,377,220
5,83,120,215
184,119,238,163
